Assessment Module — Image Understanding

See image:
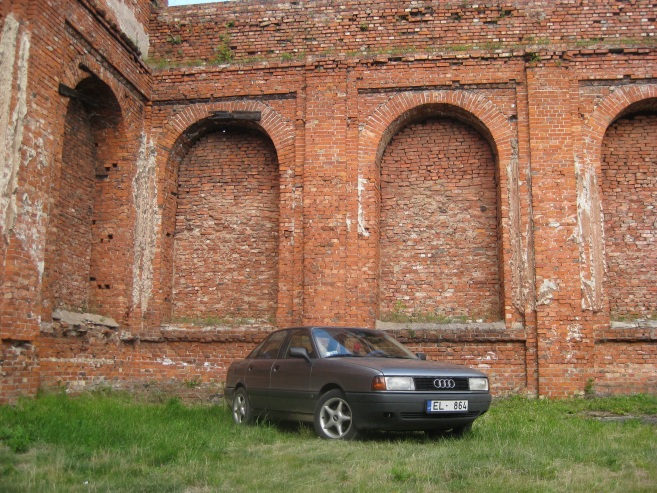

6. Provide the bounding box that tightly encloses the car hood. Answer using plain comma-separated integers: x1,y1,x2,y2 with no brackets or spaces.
330,357,487,377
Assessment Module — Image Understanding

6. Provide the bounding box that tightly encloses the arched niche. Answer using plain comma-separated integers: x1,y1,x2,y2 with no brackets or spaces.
163,118,280,324
377,104,502,322
43,75,129,322
600,97,657,320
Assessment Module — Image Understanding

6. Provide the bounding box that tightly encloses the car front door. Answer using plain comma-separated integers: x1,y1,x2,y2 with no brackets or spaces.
268,329,315,415
244,330,288,410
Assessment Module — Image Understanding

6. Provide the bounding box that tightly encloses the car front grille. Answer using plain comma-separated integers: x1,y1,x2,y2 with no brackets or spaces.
413,377,470,391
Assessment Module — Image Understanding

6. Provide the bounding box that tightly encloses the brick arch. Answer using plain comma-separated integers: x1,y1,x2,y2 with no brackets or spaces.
155,100,295,167
578,84,657,312
59,55,135,121
583,85,657,149
360,90,516,166
357,90,524,324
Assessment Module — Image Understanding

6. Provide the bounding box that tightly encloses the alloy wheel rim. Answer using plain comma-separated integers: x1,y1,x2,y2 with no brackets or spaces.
320,397,352,438
233,394,247,423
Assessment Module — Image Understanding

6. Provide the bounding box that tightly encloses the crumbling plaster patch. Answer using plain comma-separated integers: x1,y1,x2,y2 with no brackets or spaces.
105,0,149,56
537,278,559,306
507,137,534,313
0,14,29,244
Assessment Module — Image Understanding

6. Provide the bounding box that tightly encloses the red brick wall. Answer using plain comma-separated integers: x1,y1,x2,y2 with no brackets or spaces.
0,340,38,403
151,0,657,66
1,0,151,401
601,113,657,319
379,117,500,322
173,128,280,321
2,0,657,403
594,327,657,396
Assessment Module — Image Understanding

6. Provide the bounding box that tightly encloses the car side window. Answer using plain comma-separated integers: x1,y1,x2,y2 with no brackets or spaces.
283,331,315,359
254,331,288,360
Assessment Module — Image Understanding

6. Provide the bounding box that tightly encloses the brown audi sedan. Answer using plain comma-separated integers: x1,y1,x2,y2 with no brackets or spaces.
224,327,491,440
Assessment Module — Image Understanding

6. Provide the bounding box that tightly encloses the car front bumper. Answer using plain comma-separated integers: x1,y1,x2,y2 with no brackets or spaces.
346,391,492,431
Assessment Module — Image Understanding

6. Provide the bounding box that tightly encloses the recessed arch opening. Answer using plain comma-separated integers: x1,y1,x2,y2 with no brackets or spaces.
161,118,280,324
42,75,127,321
376,103,503,323
601,97,657,321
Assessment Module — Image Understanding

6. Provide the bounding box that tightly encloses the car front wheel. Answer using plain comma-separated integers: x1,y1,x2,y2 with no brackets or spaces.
314,389,358,440
232,388,253,425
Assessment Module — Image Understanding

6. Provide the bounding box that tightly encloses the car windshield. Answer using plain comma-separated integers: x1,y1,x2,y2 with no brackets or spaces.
311,328,417,359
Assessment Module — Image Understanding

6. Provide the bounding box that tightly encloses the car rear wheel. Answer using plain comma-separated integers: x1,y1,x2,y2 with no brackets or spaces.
232,388,253,425
314,389,358,440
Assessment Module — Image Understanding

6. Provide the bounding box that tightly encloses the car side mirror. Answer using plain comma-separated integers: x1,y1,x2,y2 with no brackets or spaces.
416,352,427,360
289,347,312,362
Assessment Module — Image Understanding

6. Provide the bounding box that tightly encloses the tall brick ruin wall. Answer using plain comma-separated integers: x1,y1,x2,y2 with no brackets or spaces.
1,0,656,402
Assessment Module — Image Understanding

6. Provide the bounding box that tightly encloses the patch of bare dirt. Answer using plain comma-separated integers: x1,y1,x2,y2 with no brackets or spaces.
582,411,657,425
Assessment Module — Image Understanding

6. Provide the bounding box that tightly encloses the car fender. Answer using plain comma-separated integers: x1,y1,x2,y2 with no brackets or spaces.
310,359,381,394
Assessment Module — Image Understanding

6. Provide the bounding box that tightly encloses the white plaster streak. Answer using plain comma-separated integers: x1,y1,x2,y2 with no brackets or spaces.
575,154,605,311
507,138,531,311
132,134,159,315
105,0,150,56
357,176,370,237
0,14,29,242
41,357,115,365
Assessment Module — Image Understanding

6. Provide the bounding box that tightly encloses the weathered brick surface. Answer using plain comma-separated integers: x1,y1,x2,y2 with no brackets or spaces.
173,129,280,321
601,114,657,319
0,340,38,402
380,117,500,321
43,97,97,313
1,0,657,402
594,325,657,395
150,0,657,66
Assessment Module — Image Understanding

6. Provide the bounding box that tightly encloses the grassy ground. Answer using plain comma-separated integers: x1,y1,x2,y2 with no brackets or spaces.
1,391,656,493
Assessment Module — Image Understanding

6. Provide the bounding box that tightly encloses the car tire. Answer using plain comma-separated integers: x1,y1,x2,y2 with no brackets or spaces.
232,388,253,425
451,422,473,437
426,422,473,439
314,389,358,440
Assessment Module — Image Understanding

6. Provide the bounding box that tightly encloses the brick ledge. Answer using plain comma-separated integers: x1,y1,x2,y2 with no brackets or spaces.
596,321,657,343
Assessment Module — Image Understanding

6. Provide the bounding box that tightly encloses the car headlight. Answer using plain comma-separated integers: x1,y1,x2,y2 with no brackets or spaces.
469,377,489,391
372,376,415,391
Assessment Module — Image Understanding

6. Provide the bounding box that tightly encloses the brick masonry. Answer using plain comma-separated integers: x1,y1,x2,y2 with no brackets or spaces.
1,0,656,402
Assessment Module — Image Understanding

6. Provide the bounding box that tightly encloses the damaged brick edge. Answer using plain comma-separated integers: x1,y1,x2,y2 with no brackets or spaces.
40,314,277,344
376,320,526,344
597,320,657,343
159,324,275,343
41,309,124,339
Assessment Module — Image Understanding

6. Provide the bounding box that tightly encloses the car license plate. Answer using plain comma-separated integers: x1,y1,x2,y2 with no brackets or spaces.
426,400,468,413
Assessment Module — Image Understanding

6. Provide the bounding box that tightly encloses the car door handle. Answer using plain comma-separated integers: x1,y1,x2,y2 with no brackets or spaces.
272,365,280,372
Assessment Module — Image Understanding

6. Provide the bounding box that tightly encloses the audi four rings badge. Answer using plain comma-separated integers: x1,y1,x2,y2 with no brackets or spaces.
433,378,456,389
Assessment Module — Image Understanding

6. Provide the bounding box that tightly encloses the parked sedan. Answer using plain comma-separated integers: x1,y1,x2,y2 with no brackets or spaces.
224,327,491,439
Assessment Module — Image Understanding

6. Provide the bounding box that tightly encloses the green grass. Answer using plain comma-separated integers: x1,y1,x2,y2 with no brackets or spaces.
1,392,656,492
